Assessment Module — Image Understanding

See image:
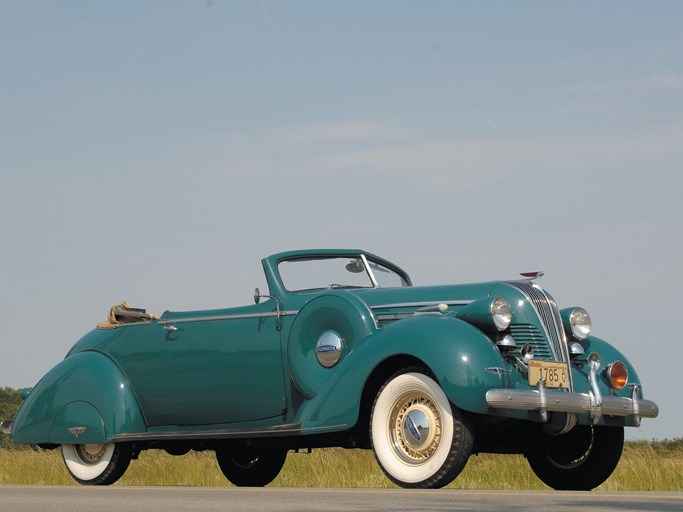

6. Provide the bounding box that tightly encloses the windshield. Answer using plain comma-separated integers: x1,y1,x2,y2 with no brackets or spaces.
278,256,409,292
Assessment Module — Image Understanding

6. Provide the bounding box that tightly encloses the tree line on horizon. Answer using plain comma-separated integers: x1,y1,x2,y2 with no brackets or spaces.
0,387,22,449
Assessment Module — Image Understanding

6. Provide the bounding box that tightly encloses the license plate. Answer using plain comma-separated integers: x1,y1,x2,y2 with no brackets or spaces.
529,360,569,389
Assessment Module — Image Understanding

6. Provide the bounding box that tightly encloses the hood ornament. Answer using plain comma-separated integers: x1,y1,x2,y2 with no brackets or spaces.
520,271,545,280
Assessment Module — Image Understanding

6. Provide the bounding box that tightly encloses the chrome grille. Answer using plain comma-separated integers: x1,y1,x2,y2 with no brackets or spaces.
509,324,553,360
506,281,574,390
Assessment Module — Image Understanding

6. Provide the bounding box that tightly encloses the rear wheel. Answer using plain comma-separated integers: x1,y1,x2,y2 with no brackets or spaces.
370,369,473,488
216,447,287,487
61,443,132,485
526,425,624,490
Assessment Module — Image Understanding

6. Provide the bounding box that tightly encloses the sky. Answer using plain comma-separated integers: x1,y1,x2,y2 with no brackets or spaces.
1,1,681,441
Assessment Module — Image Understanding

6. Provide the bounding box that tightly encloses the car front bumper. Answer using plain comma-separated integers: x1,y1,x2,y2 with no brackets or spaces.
486,384,659,426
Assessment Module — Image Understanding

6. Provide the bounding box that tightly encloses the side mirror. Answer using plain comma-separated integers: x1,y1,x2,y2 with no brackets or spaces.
253,289,282,325
345,259,365,274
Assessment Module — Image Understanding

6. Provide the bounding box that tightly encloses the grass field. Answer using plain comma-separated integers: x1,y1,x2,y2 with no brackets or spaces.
1,440,681,490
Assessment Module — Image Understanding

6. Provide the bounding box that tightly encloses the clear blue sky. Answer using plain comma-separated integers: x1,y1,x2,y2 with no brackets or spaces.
1,1,681,440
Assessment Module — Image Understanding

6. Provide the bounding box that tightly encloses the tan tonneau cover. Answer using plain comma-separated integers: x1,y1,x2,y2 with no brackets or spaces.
97,301,159,329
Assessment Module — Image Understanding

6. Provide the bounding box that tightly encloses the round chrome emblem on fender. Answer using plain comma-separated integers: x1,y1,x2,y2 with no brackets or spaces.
316,330,343,368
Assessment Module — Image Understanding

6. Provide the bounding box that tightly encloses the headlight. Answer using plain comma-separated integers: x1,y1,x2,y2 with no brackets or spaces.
561,307,591,340
456,296,512,333
569,307,591,340
491,297,512,331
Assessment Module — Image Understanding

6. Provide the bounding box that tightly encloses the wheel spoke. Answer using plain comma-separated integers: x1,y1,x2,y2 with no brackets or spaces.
391,395,442,464
75,444,107,464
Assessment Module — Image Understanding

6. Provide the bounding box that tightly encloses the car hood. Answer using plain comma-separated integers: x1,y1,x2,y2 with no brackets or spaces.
351,281,500,311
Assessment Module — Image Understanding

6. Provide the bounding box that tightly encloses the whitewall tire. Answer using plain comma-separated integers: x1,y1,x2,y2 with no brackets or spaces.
370,370,473,488
61,443,132,485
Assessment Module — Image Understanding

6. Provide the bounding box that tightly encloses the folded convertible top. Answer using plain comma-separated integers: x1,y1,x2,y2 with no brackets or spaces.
97,301,159,329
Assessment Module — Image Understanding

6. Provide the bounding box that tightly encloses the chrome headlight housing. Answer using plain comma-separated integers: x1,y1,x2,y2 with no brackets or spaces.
491,297,512,331
456,296,512,333
561,307,592,341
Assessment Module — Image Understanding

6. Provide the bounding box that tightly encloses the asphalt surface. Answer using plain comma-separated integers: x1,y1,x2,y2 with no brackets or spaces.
1,486,683,512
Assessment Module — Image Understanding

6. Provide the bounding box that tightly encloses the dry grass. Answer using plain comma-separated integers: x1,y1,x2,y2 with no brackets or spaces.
1,441,681,490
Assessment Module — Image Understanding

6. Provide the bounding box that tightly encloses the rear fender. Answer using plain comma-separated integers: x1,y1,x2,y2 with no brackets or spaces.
295,314,505,430
50,401,106,444
11,351,146,445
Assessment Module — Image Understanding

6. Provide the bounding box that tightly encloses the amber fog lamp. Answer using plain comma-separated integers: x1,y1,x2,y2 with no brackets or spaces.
606,361,628,390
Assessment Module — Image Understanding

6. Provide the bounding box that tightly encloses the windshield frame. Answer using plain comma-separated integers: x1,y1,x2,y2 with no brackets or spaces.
275,253,411,293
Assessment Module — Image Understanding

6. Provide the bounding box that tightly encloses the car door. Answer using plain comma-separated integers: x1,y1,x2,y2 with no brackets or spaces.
113,303,287,427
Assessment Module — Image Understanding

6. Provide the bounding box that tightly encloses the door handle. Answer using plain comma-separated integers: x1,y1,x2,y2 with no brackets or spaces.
163,325,178,332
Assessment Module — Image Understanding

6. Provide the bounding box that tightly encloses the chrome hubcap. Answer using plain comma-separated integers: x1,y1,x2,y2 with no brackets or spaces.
390,394,441,465
402,409,430,449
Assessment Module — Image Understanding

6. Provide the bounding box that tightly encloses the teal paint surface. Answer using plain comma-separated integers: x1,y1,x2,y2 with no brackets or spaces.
12,352,145,444
12,249,655,444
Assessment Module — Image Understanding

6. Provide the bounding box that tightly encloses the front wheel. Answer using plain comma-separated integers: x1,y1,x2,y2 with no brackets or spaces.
216,447,287,487
370,369,474,488
526,425,624,490
61,443,132,485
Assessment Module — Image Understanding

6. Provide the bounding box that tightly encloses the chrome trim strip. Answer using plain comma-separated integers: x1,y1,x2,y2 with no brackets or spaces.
371,300,475,310
112,423,347,442
158,310,299,325
485,389,659,418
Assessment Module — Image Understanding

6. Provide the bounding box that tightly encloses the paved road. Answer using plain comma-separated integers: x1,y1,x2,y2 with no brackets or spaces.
1,486,682,512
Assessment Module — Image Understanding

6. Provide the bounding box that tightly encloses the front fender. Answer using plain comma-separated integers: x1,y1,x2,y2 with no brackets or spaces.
11,351,146,444
573,335,646,398
295,314,505,430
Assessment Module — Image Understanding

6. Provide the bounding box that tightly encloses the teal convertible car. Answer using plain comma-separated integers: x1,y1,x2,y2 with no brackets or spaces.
4,249,658,489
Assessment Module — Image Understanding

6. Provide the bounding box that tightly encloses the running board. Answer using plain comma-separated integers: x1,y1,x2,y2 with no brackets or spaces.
111,423,345,442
